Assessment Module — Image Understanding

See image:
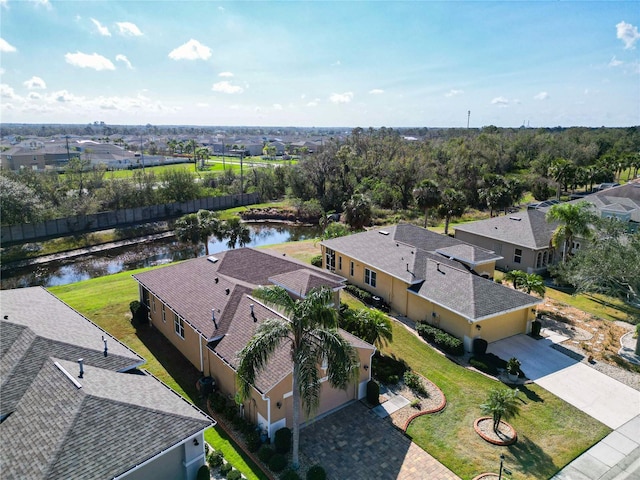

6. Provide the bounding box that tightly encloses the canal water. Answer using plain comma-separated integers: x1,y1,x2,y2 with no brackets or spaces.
1,223,321,289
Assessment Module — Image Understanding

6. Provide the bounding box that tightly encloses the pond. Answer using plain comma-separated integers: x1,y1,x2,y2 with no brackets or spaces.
0,223,321,289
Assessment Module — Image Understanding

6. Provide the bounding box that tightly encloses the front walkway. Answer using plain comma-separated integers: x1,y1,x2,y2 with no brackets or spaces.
299,401,460,480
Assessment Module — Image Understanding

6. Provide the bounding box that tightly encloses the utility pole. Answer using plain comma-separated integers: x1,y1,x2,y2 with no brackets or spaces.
240,150,244,205
467,110,471,129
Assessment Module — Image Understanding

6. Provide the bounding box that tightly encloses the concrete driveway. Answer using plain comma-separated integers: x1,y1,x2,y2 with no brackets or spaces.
487,334,640,429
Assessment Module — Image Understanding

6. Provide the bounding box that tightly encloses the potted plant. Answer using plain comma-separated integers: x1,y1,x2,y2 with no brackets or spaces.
506,357,520,381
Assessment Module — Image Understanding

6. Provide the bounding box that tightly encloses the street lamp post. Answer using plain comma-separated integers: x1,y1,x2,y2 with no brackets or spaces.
499,454,505,480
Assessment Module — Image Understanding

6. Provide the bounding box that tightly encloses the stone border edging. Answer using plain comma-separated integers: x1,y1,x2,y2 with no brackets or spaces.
403,382,447,431
204,396,276,480
473,417,517,446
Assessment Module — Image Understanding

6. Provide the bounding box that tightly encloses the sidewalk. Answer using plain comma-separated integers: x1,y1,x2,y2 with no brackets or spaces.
552,415,640,480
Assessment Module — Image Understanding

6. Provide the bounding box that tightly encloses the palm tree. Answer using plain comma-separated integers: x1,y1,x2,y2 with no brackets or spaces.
340,308,393,349
437,188,467,235
342,193,372,230
174,209,220,256
222,217,251,249
237,286,359,470
504,270,546,297
480,387,521,434
174,213,201,257
185,139,198,171
413,179,441,228
546,201,596,263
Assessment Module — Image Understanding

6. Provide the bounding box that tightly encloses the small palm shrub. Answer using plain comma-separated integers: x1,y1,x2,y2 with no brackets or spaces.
208,450,224,468
220,462,233,476
306,465,327,480
366,379,380,405
269,453,288,472
403,371,428,396
506,357,521,376
480,387,521,433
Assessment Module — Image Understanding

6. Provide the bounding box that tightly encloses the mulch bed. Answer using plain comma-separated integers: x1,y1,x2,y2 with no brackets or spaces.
474,417,517,446
384,375,447,431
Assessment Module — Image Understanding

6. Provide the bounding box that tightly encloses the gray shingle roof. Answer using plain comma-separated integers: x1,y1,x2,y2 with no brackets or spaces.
134,248,370,394
0,288,213,479
454,210,558,250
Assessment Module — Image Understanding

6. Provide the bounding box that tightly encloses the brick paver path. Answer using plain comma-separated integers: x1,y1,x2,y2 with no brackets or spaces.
299,402,460,480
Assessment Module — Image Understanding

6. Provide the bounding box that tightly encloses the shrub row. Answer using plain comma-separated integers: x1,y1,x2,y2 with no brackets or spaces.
415,322,464,356
344,284,374,304
372,353,408,384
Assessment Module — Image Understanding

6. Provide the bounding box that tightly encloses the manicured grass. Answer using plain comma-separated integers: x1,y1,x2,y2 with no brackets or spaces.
48,268,267,480
382,321,610,479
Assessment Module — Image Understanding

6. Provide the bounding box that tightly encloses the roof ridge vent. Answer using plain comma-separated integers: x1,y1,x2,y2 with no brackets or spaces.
379,230,390,235
54,361,82,389
508,217,522,221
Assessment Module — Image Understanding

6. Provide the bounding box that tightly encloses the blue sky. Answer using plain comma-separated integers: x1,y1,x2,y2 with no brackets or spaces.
1,0,639,128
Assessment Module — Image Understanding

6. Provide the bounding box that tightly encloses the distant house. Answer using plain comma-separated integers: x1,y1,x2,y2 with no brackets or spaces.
582,181,640,232
320,224,541,351
133,248,375,441
0,287,213,480
454,209,559,274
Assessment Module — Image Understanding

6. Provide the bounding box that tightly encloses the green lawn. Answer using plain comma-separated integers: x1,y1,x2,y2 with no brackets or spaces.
48,268,268,480
383,321,610,479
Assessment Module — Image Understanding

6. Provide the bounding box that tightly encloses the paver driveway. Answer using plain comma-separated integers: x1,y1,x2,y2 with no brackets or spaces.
488,334,640,429
299,401,459,480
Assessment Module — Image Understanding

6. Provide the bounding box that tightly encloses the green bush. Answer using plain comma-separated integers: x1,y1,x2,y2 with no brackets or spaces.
274,427,292,454
129,300,147,325
372,353,408,383
209,391,227,412
197,465,211,480
344,284,373,304
310,254,323,268
306,465,327,480
227,470,241,480
245,430,261,453
281,469,302,480
208,450,224,468
220,462,232,476
403,371,427,396
258,445,276,463
415,322,464,356
224,404,237,421
366,379,380,405
269,453,288,472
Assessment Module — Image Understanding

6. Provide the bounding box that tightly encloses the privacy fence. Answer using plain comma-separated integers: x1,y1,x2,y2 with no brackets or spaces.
1,192,260,245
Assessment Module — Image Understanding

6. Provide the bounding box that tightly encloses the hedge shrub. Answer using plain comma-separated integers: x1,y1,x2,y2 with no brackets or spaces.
306,465,327,480
197,465,211,480
281,469,302,480
372,353,408,384
208,450,224,468
344,284,373,304
258,445,275,463
227,470,241,480
245,430,261,453
310,254,323,268
274,427,292,454
220,462,232,476
366,379,380,405
209,391,227,412
269,453,288,472
415,322,464,356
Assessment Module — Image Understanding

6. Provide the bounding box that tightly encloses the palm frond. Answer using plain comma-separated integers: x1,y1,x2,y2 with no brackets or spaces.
252,286,297,316
313,328,359,390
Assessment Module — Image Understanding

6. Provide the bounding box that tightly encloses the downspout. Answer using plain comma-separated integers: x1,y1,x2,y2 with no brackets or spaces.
261,392,272,440
199,333,204,374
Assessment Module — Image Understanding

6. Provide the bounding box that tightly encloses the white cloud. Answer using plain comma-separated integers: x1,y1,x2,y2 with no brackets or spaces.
52,90,78,102
169,39,212,61
0,84,18,99
116,21,143,37
91,18,111,36
28,92,42,100
196,102,209,108
0,38,17,52
445,89,464,97
116,54,133,69
0,0,8,9
306,98,320,107
30,0,52,10
491,96,509,106
331,60,341,67
534,91,549,100
273,103,283,110
0,68,5,75
330,92,353,104
23,76,47,89
219,71,234,77
65,52,116,71
369,89,384,95
212,81,243,94
608,56,623,67
218,6,225,11
616,21,640,49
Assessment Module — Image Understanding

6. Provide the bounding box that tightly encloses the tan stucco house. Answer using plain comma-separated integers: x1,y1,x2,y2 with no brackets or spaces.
320,224,542,351
454,209,559,274
133,248,375,441
0,287,213,480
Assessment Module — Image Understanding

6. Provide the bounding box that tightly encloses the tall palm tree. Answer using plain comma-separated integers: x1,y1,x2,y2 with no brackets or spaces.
437,188,467,235
342,193,372,230
222,217,251,249
413,179,441,228
174,209,220,256
480,387,521,434
504,270,546,297
546,201,596,263
339,308,393,349
237,286,359,469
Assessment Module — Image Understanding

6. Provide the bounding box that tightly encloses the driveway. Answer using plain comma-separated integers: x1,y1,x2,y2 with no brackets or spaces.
488,334,640,429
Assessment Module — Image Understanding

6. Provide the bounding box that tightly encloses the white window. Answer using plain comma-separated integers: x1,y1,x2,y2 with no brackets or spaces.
161,305,166,323
514,248,522,264
365,268,377,288
174,314,185,339
325,248,335,271
152,297,156,313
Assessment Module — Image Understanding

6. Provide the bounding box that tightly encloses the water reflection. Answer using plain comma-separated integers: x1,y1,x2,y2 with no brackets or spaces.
1,223,320,289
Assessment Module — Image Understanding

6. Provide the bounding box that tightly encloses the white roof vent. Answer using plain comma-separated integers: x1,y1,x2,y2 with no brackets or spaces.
379,230,390,235
508,217,522,221
207,256,219,263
